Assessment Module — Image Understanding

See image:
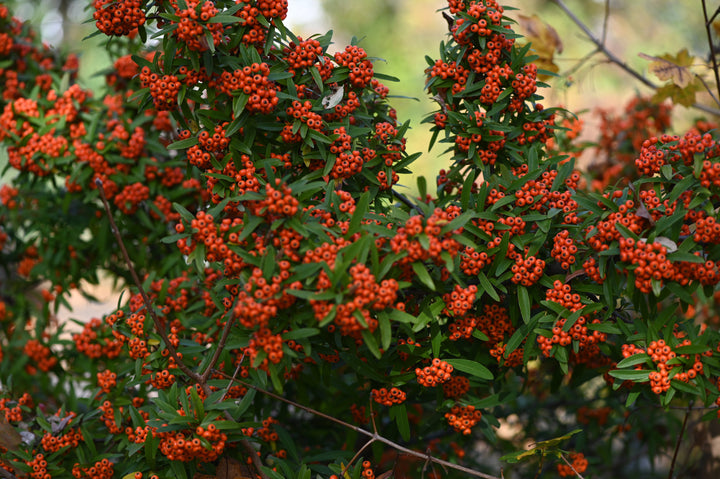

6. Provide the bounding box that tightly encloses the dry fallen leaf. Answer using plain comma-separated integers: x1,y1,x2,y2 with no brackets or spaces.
517,14,563,76
518,14,563,54
638,51,694,88
321,85,344,110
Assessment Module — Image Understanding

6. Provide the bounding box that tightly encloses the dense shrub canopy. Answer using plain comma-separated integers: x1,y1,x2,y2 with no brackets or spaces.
1,1,720,478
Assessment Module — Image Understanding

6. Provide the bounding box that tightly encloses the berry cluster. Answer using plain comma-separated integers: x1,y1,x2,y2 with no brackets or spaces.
171,0,225,52
371,387,407,406
551,229,578,270
416,358,454,387
139,68,181,111
442,284,478,317
334,45,374,88
155,424,227,462
510,254,546,286
217,63,278,114
442,375,470,398
445,404,482,435
557,452,588,477
93,0,145,36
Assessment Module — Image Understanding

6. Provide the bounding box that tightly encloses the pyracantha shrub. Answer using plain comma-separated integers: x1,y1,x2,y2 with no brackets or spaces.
1,1,720,478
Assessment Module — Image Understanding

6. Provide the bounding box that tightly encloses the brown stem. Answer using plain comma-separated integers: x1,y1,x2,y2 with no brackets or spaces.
342,439,376,477
95,179,269,479
392,189,425,216
200,307,237,383
696,73,720,108
702,0,720,107
560,452,585,479
212,369,502,479
0,467,19,479
95,178,203,384
668,404,692,479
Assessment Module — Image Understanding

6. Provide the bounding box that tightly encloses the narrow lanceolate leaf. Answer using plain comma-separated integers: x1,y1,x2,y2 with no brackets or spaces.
616,353,650,368
517,286,531,323
608,369,650,382
412,262,435,291
445,358,493,380
478,271,500,301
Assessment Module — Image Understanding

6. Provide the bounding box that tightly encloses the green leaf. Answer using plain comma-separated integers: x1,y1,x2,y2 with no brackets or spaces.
391,403,411,441
478,271,500,301
411,262,435,291
282,328,320,341
389,308,418,324
445,358,493,380
608,369,650,381
361,329,382,359
670,379,699,394
166,136,198,150
379,312,392,351
674,344,710,355
347,191,370,235
517,286,531,324
616,353,650,368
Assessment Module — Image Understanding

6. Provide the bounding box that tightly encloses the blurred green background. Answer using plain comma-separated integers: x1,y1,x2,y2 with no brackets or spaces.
5,0,713,184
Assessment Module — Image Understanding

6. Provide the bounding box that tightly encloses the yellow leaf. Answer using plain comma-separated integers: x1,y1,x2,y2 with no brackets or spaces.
639,51,694,88
518,15,563,54
517,14,563,78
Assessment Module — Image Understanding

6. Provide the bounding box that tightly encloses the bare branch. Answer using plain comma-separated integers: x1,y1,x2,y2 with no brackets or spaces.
560,453,585,479
702,0,720,107
551,0,720,117
393,189,426,216
96,181,269,479
668,404,692,479
212,369,502,479
95,178,203,384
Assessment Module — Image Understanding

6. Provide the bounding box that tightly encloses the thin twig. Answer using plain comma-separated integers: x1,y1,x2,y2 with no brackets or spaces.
392,189,426,216
95,180,269,479
95,178,202,383
342,439,376,477
0,467,19,479
219,358,245,403
212,369,502,479
200,306,237,383
600,0,610,45
668,404,692,479
551,0,655,89
695,73,720,108
709,5,720,25
551,0,720,117
560,452,585,479
702,0,720,107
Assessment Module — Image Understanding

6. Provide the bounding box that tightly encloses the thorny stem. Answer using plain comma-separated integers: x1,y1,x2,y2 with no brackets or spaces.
702,0,720,107
212,369,502,479
668,404,692,479
551,0,720,117
96,180,269,479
